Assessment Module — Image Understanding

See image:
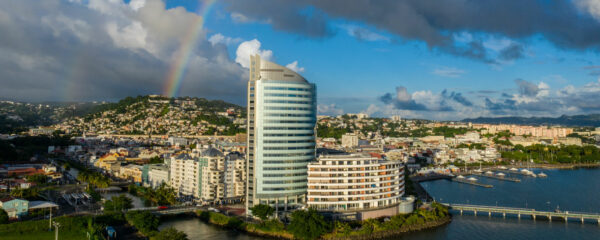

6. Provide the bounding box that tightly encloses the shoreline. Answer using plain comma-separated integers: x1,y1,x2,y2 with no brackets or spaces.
183,209,452,240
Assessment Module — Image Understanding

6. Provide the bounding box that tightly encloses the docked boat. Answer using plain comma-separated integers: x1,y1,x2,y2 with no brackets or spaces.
498,166,507,170
485,171,494,175
509,167,518,171
474,169,483,173
538,172,548,178
496,172,506,177
520,169,530,173
457,175,466,179
467,177,478,181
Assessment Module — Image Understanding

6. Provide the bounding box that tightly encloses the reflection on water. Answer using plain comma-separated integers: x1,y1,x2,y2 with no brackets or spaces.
158,168,600,240
101,192,145,209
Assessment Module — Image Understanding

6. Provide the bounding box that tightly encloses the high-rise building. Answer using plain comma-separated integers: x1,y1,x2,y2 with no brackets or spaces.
246,54,317,213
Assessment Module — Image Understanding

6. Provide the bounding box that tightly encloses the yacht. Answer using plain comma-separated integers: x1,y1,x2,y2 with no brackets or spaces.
467,177,478,181
538,172,548,178
496,172,506,177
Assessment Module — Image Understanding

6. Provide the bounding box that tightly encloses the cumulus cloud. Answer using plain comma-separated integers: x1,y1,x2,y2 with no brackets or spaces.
285,61,305,73
317,104,344,116
208,33,242,46
432,67,465,78
235,39,273,68
0,0,247,103
223,0,600,62
372,78,600,120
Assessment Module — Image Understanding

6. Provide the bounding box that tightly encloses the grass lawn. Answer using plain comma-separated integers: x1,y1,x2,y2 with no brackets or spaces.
1,231,85,240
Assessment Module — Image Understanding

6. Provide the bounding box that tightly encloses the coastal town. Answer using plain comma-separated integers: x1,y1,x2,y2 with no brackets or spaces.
2,89,600,239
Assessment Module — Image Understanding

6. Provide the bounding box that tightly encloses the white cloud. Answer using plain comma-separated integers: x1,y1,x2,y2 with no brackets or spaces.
432,67,465,78
235,39,273,68
105,21,149,51
231,12,252,23
129,0,146,11
339,24,390,42
285,61,305,73
575,0,600,20
208,33,242,46
318,104,344,116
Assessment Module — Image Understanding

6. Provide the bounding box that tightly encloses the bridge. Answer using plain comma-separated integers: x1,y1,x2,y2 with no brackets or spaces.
128,206,199,215
442,203,600,224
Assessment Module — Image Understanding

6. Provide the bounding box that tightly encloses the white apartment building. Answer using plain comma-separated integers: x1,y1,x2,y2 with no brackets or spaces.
307,153,405,220
148,164,169,189
169,153,201,200
224,152,246,201
341,133,359,148
199,148,226,204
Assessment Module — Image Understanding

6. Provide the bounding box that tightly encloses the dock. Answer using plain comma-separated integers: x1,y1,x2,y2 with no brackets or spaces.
452,178,493,188
443,203,600,224
495,169,536,177
471,172,521,182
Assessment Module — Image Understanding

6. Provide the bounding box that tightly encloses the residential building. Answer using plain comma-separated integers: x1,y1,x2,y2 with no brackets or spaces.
307,153,406,220
119,164,143,183
341,133,359,148
147,164,170,188
224,152,246,201
246,54,317,213
0,197,29,219
169,153,202,200
198,148,225,204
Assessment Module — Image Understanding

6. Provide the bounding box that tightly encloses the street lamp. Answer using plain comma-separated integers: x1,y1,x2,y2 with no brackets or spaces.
52,221,60,240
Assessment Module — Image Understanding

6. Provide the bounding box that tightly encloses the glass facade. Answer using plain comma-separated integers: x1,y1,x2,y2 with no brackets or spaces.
247,55,316,213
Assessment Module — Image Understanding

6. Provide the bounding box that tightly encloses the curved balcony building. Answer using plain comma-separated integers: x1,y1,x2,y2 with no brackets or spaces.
307,153,405,220
246,55,316,213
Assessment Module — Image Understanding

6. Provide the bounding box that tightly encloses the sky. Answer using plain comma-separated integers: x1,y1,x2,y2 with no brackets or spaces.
2,0,600,120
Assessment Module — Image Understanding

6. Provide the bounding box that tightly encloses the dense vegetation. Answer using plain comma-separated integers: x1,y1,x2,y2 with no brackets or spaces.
501,144,600,163
317,123,349,139
0,213,125,240
324,202,449,239
125,211,160,236
152,227,188,240
249,204,274,221
287,208,332,240
129,183,177,206
104,194,133,212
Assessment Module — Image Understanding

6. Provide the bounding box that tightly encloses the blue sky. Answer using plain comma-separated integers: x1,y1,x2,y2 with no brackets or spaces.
3,0,600,120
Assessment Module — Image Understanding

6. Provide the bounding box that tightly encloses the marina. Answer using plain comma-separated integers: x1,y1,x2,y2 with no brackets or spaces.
470,172,521,182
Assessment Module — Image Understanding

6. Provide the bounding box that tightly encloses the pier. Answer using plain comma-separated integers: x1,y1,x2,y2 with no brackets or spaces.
495,169,536,177
471,172,521,182
451,178,493,188
443,203,600,224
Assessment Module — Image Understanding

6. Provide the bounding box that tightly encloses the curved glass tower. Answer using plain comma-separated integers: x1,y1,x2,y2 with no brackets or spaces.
246,54,316,214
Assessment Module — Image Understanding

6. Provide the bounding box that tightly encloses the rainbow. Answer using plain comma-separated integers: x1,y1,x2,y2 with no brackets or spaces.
163,0,217,98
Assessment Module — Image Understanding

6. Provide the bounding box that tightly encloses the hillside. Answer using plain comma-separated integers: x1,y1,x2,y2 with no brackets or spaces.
53,95,246,136
462,114,600,127
0,101,103,133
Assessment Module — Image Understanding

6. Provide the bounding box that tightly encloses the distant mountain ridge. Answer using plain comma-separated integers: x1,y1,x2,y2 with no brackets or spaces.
462,114,600,127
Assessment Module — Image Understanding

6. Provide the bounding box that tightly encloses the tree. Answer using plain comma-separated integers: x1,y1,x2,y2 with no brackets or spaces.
152,227,188,240
287,209,331,240
104,194,133,212
0,208,9,224
126,211,159,236
26,174,48,184
249,204,274,221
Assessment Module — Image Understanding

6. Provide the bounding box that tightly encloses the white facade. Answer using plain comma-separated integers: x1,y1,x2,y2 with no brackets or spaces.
169,154,201,199
341,133,359,148
307,153,405,212
246,54,317,212
148,164,169,189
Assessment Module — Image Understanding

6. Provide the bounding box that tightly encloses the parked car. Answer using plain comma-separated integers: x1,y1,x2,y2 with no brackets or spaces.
157,206,168,210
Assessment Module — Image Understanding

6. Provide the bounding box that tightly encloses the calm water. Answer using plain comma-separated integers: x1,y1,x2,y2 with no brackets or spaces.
101,192,145,208
158,168,600,240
